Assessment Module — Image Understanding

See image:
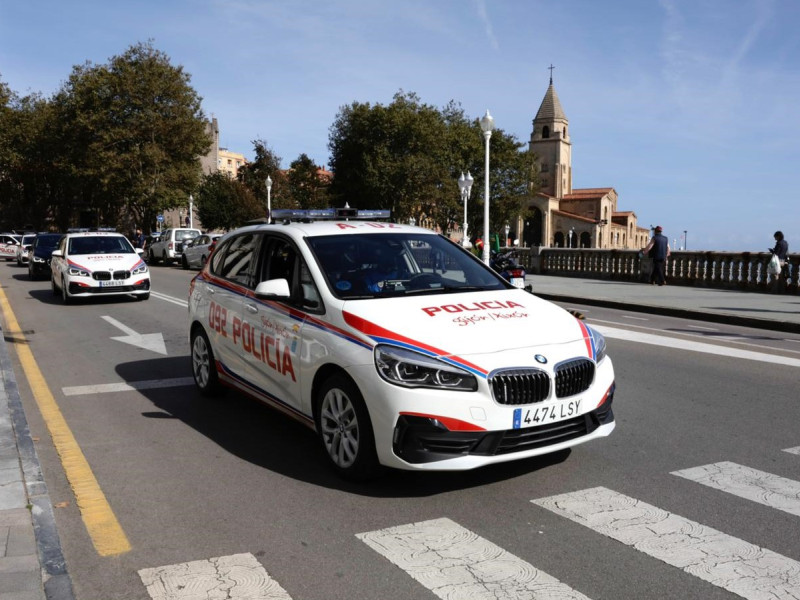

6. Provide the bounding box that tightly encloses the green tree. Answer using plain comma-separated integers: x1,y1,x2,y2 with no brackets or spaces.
50,41,210,230
286,153,330,209
196,172,262,230
237,139,286,216
328,91,536,238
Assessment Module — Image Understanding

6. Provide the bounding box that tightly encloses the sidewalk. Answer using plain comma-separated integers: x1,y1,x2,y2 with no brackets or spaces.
0,276,797,600
0,321,74,600
530,274,800,333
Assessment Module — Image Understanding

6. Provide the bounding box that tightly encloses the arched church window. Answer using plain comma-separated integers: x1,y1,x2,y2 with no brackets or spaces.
543,126,550,139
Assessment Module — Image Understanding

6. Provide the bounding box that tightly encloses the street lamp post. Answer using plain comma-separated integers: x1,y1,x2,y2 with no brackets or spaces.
188,194,194,229
265,176,272,223
684,230,688,251
504,223,510,247
457,171,473,247
480,110,494,265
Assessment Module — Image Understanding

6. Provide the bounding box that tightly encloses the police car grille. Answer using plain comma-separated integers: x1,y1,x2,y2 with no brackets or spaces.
93,270,130,281
490,369,550,405
554,358,595,398
494,415,590,454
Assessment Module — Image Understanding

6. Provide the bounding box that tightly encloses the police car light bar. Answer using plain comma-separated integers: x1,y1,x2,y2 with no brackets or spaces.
270,208,392,221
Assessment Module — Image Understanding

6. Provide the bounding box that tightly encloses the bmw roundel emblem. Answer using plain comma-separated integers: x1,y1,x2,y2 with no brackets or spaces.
534,354,548,364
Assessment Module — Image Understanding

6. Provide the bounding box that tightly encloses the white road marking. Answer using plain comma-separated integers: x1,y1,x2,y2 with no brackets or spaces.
622,315,649,321
151,290,188,307
102,315,167,355
594,324,800,366
784,447,800,455
686,324,718,331
357,517,592,599
533,487,800,599
62,377,194,396
672,462,800,517
139,553,292,599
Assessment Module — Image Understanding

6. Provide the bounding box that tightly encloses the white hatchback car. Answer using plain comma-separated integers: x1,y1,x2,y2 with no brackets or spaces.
187,208,615,479
51,231,150,303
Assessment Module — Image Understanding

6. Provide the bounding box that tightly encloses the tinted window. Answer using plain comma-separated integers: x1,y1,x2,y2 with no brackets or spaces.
68,236,135,255
214,233,258,287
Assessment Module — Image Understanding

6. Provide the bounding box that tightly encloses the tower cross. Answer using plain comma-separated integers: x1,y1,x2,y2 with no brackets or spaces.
548,64,555,84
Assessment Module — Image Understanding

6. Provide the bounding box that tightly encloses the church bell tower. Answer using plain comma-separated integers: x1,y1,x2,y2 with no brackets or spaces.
529,69,572,198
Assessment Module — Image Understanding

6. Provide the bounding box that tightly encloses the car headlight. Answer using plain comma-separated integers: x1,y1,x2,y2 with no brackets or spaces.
587,326,607,363
33,256,44,263
132,263,148,275
375,344,477,391
68,266,91,277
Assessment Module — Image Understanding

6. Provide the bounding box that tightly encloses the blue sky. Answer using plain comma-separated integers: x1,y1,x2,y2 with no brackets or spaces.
2,0,798,251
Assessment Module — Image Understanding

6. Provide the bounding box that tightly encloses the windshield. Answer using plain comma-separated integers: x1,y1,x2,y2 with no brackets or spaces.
68,236,135,255
307,233,508,299
21,235,36,245
34,235,61,249
176,229,200,240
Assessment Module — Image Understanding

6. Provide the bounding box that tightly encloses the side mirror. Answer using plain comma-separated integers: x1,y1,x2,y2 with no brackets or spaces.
524,284,533,294
52,250,63,258
135,248,144,256
254,278,291,299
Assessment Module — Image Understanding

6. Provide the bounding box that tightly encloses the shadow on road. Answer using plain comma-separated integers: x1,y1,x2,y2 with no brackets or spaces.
116,356,571,497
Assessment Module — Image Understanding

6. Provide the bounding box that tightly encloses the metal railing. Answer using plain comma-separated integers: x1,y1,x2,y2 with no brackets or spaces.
509,247,798,294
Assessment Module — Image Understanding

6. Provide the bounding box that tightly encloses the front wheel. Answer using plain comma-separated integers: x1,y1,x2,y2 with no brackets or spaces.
182,255,189,270
315,374,379,481
191,327,224,396
60,277,71,305
51,275,58,295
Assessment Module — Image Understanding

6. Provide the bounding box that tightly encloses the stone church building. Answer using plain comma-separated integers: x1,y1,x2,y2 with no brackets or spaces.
518,77,649,250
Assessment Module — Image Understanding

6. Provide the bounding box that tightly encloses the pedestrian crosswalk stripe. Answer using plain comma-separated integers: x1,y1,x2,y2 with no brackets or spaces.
357,517,592,599
533,487,800,599
672,461,800,517
784,447,800,455
138,553,292,599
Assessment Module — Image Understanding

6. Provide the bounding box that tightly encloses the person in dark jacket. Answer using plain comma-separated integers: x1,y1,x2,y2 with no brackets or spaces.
769,231,789,291
643,225,671,286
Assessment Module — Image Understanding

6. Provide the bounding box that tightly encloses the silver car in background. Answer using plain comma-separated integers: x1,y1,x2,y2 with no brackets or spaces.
181,233,222,270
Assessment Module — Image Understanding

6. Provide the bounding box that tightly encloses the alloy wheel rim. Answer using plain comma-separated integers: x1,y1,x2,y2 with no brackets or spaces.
192,336,210,387
320,388,359,468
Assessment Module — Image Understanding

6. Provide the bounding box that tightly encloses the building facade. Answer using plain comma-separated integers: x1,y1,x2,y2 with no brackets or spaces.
518,78,649,249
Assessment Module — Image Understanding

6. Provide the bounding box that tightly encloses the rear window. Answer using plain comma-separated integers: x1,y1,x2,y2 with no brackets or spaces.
176,229,200,240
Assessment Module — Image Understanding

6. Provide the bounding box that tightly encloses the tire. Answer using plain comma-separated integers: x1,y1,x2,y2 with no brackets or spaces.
51,275,58,295
162,251,170,265
148,249,158,264
191,327,224,396
60,277,71,305
315,373,379,481
182,255,189,270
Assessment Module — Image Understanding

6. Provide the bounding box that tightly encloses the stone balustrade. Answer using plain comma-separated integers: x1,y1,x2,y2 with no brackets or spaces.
508,247,798,294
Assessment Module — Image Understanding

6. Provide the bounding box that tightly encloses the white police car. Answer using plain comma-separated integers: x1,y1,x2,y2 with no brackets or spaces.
51,231,150,303
188,208,615,479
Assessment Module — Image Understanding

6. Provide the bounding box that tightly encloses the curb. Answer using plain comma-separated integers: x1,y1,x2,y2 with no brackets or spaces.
535,293,800,335
0,324,76,600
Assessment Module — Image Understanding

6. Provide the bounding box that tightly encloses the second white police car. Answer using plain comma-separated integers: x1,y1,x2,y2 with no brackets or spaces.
51,230,150,303
188,208,615,479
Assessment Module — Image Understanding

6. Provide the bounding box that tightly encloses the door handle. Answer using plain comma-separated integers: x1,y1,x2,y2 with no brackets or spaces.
245,303,258,314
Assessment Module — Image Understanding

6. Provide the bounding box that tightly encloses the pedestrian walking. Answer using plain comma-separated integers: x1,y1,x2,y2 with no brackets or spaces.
133,228,145,249
768,230,788,292
643,225,671,286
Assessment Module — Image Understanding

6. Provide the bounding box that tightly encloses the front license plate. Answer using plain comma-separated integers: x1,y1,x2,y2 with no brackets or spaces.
510,277,525,288
99,280,124,287
513,400,582,429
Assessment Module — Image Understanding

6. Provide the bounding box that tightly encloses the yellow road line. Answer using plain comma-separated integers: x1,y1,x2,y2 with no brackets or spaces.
0,286,130,556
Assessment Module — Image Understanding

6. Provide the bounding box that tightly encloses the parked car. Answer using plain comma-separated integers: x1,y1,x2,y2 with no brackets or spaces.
28,233,63,280
181,234,222,270
187,207,615,480
0,233,21,261
50,231,150,303
148,228,201,265
15,234,36,265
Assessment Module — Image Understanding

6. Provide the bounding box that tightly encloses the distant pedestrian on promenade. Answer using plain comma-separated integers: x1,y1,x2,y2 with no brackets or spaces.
643,225,671,286
769,231,788,291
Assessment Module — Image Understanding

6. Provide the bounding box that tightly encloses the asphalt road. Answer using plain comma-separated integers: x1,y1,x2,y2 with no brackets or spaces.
3,260,800,599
